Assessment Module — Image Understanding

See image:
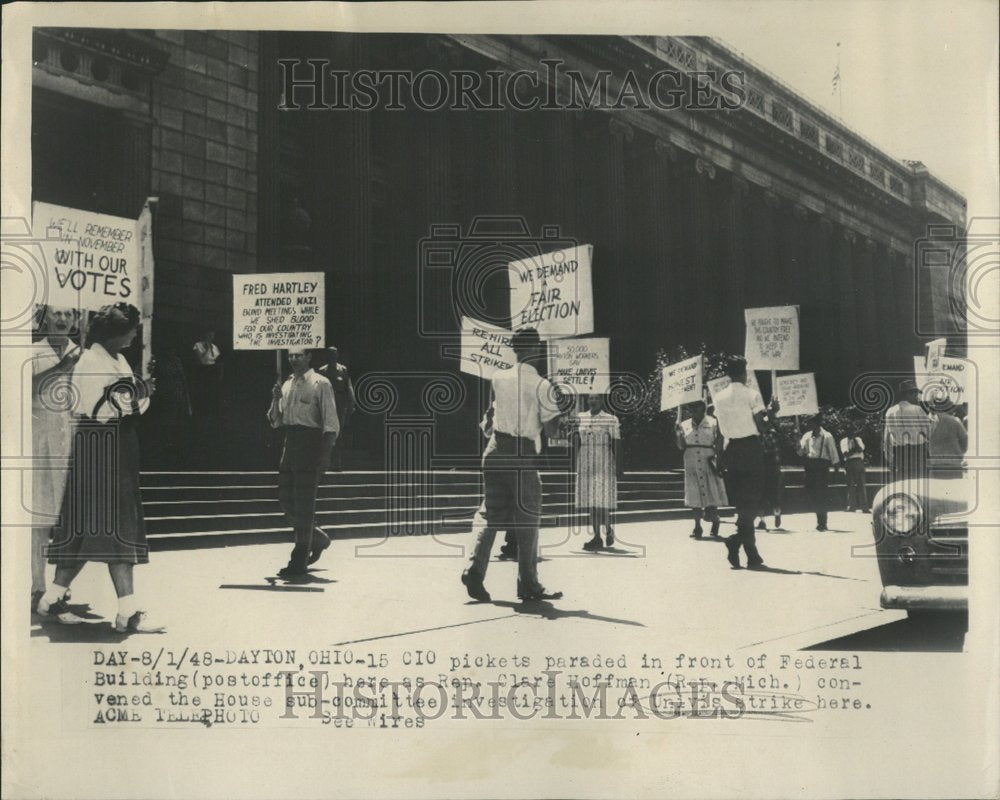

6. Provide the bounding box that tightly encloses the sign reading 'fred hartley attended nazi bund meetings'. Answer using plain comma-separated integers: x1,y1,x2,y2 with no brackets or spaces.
233,272,326,350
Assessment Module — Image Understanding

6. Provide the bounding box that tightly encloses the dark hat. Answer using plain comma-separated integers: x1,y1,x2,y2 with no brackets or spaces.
899,379,920,394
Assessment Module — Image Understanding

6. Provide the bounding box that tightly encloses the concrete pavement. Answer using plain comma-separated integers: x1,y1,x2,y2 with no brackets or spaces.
31,510,903,652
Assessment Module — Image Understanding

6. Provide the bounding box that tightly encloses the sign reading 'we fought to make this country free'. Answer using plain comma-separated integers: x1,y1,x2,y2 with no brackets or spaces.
233,272,325,350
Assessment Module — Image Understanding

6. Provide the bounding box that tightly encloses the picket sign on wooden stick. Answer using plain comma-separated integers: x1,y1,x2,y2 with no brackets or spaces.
771,369,777,403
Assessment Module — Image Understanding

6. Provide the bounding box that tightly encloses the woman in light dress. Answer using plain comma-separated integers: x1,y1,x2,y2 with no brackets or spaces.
36,304,165,633
675,400,727,539
573,394,621,551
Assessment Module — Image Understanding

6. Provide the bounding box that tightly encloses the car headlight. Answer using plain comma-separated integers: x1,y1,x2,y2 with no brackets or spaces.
883,493,922,535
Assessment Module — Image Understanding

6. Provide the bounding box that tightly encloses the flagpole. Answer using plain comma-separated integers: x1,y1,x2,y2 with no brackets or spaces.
836,42,843,118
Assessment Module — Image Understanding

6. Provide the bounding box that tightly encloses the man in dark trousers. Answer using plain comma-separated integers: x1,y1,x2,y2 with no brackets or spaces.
267,348,339,578
712,356,778,569
462,328,565,602
797,414,840,531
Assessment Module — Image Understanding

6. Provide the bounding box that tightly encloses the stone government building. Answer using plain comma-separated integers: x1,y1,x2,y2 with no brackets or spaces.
31,30,966,468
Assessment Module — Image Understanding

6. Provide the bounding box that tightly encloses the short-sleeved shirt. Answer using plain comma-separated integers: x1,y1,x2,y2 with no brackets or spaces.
271,369,339,433
71,343,148,421
840,436,865,461
713,381,765,440
681,415,720,449
490,361,560,442
799,429,838,463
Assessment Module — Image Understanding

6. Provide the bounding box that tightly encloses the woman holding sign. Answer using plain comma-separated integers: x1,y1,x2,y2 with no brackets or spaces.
675,400,727,538
574,394,622,551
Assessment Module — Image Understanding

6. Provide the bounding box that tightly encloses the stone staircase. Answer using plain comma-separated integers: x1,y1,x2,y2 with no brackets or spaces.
140,468,886,550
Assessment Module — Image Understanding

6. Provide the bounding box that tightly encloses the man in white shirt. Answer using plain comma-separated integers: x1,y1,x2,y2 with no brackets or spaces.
797,415,839,531
712,356,777,569
267,348,339,577
839,425,870,513
462,328,565,602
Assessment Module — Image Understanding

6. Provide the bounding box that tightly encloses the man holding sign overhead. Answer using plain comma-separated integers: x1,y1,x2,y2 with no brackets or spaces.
267,348,339,578
712,356,778,569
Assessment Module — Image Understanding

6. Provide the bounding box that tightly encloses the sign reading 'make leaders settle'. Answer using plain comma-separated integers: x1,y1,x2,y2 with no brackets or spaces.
233,272,325,350
33,202,140,311
509,245,594,341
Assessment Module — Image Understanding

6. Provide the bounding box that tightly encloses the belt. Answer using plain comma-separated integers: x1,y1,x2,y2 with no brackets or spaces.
495,431,536,444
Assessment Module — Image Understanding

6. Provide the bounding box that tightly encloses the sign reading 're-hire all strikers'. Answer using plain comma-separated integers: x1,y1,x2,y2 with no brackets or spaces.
459,317,516,379
509,245,594,341
33,201,140,312
233,272,325,350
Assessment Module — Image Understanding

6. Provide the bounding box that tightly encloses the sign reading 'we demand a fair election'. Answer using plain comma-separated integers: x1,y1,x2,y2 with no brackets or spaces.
509,245,594,341
33,202,140,311
233,272,325,350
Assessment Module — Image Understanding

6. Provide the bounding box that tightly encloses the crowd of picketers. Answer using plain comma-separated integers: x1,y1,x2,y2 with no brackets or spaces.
28,302,967,626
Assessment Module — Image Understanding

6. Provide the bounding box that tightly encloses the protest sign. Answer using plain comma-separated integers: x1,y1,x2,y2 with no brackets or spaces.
459,317,516,379
744,305,800,370
548,337,610,395
660,355,703,411
925,338,947,372
920,355,971,408
509,244,594,340
233,272,325,350
774,373,819,417
33,201,140,312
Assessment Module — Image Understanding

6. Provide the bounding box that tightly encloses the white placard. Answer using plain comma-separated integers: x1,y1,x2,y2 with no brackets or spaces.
921,355,971,407
660,355,704,411
744,305,800,370
925,338,947,372
509,244,594,340
548,337,610,395
775,372,819,417
33,201,140,312
459,317,516,378
233,272,325,350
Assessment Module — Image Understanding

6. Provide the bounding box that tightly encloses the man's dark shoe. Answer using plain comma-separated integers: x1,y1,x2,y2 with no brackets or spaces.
724,538,742,569
816,525,828,532
461,569,491,602
747,561,766,570
307,535,331,565
277,565,308,579
775,514,782,528
519,587,563,602
710,519,721,537
756,519,767,531
690,526,703,539
583,535,603,551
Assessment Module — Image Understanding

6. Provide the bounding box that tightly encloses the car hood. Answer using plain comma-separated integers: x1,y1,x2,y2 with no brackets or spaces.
873,475,970,521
